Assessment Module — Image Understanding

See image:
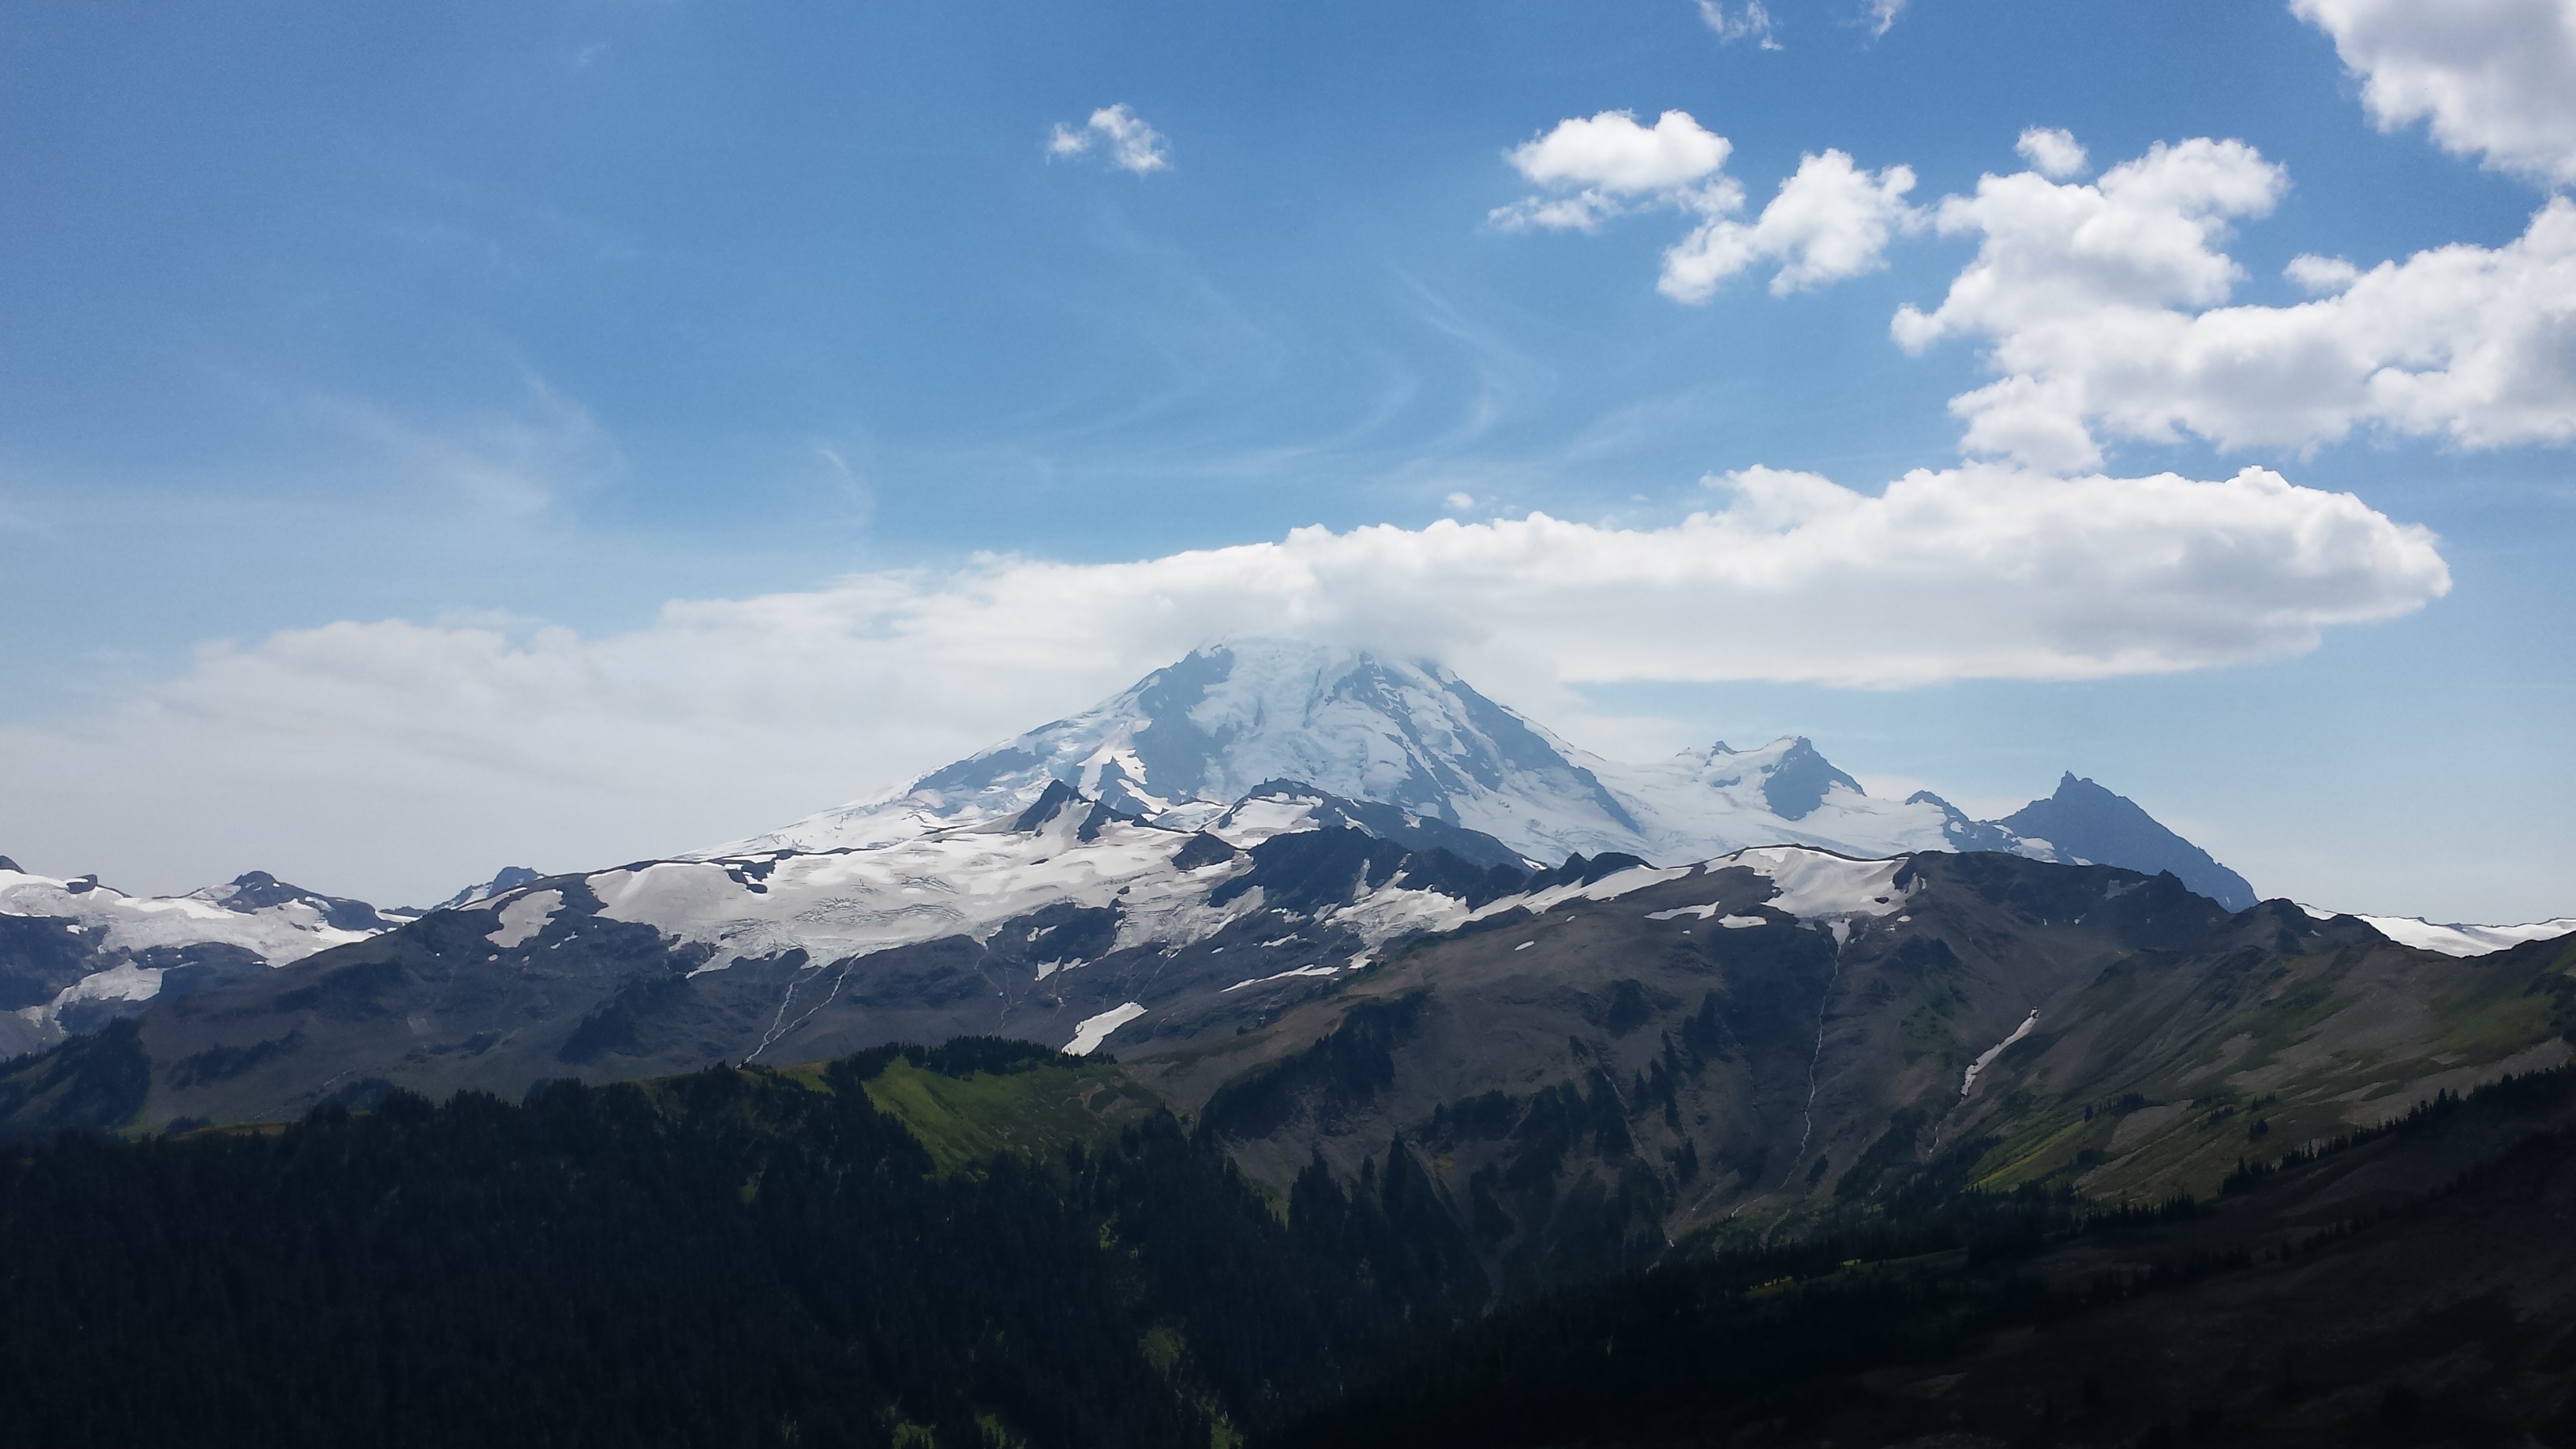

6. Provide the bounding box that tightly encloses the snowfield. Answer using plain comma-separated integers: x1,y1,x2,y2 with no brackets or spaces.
2,862,391,1043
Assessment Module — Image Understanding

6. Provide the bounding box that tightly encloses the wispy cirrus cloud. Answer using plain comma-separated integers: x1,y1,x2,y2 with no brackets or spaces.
1697,1,1783,49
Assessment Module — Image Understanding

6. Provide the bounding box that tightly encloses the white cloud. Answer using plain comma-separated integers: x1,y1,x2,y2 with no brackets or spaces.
2014,126,2089,179
1698,0,1784,49
0,467,2445,900
1894,137,2576,467
1046,103,1170,174
2293,0,2576,186
1490,110,1738,234
2284,253,2361,293
1501,110,1731,199
1495,113,1915,299
1864,0,1908,39
1662,149,1920,300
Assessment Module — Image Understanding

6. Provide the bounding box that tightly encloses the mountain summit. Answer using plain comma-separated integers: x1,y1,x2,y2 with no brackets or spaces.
2000,773,2257,911
733,639,2051,871
737,641,1644,863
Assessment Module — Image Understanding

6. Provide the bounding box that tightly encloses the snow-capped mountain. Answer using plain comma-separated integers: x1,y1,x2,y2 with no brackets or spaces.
0,642,2293,1069
14,641,2564,1132
728,640,2047,871
0,859,406,1054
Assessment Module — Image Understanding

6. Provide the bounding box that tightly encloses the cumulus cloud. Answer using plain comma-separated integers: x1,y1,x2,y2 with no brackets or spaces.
2284,253,2364,294
1047,103,1170,174
1894,136,2576,467
2014,126,2089,179
1490,109,1734,232
0,467,2446,898
1495,111,1916,299
1697,1,1783,49
1662,149,1921,300
2293,0,2576,186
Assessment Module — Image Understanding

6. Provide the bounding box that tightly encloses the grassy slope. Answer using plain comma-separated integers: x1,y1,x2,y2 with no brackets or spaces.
1951,934,2576,1204
848,1057,1163,1173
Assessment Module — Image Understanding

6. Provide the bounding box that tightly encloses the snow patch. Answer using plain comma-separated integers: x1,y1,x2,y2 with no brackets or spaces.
47,961,167,1009
1962,1011,2039,1095
1644,903,1767,928
1472,863,1695,923
1065,1002,1146,1056
1222,964,1347,993
1208,793,1332,848
486,890,564,949
1727,847,1911,919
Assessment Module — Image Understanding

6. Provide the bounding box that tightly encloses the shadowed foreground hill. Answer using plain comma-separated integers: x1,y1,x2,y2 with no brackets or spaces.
1276,1065,2576,1448
9,1042,2576,1447
0,1042,1480,1449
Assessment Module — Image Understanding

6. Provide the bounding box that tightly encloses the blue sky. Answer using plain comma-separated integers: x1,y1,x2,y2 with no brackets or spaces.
3,0,2571,919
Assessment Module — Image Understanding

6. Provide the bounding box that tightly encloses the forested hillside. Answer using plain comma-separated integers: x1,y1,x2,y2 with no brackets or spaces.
9,1040,2576,1446
0,1042,1478,1449
1280,1065,2576,1447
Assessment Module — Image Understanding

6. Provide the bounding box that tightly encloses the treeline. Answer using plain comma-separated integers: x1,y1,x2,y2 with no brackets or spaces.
2222,1063,2576,1193
0,1046,1481,1449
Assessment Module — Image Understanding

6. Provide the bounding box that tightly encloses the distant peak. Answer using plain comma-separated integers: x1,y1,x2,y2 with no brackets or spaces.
436,865,545,912
1762,738,1865,820
1998,774,2256,912
0,855,20,874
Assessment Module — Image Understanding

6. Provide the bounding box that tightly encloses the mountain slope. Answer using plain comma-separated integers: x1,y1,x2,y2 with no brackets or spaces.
1,859,402,1055
1115,848,2576,1285
72,785,1544,1129
1280,1064,2576,1448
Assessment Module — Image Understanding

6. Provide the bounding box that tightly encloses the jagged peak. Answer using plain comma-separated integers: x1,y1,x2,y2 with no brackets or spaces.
1997,773,2256,912
1008,779,1087,833
1760,737,1866,820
